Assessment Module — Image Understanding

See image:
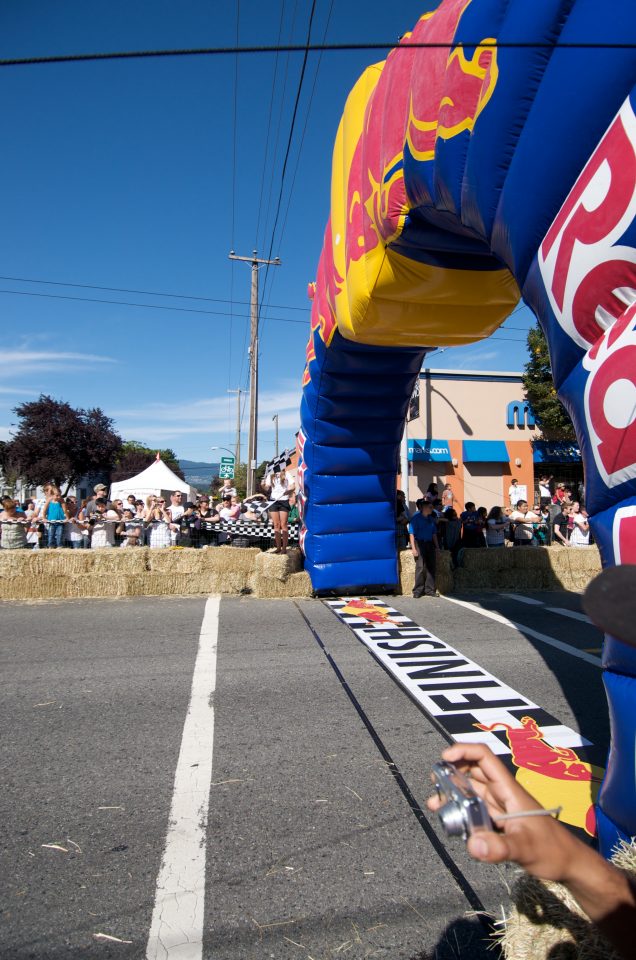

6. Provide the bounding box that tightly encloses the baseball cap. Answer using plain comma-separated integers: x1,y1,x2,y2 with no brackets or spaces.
94,483,107,493
583,566,636,648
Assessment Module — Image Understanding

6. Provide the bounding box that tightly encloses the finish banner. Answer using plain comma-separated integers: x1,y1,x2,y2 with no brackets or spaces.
325,597,603,836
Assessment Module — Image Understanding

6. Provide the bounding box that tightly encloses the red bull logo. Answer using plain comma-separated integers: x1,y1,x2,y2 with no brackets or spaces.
612,505,636,563
339,599,402,626
539,98,636,351
344,0,499,276
303,221,341,385
582,301,636,487
477,717,603,835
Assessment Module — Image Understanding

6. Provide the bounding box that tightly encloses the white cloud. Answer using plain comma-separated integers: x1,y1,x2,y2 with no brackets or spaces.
112,387,302,444
0,350,117,378
0,386,39,396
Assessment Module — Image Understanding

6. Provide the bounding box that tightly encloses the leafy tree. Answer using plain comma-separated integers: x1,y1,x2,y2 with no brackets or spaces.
0,441,19,495
5,395,123,494
522,325,576,441
111,440,185,482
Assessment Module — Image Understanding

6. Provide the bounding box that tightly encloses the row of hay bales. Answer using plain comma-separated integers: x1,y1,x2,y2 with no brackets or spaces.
452,543,602,592
0,544,601,601
0,546,312,601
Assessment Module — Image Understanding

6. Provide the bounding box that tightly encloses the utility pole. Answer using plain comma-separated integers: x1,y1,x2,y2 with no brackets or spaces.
227,387,242,470
229,249,281,496
272,414,279,457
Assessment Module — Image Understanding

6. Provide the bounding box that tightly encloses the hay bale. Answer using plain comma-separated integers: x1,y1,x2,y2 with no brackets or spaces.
255,569,312,598
208,569,252,594
255,548,303,583
206,545,260,575
90,548,149,575
124,572,217,596
497,839,636,959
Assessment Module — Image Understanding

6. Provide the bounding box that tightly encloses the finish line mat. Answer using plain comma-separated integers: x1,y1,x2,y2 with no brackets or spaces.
324,597,604,837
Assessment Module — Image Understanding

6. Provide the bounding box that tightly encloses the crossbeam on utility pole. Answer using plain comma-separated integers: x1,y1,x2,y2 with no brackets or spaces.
229,249,281,497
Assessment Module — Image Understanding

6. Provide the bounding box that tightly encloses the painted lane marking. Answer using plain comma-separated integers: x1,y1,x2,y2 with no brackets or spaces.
442,596,601,667
500,593,544,605
544,606,592,624
146,596,220,960
501,593,593,624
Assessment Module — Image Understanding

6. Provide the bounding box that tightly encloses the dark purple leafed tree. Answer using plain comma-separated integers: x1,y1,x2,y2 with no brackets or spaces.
5,394,122,494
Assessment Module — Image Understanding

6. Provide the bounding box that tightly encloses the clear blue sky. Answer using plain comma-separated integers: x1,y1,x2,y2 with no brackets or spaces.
0,1,535,462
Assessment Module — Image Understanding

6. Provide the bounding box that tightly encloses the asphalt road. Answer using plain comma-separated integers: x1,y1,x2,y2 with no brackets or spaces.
0,590,607,960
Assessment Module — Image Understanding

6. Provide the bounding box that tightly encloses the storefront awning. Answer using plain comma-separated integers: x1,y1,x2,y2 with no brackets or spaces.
462,440,509,463
533,440,581,464
407,438,452,462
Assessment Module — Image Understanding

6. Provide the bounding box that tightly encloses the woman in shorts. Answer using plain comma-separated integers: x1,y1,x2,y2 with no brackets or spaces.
262,467,294,554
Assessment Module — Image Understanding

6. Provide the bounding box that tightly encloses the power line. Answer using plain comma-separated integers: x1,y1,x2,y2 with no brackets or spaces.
258,0,318,334
254,0,287,254
265,0,318,265
229,0,241,403
0,274,310,311
1,40,633,68
262,0,335,350
0,286,308,323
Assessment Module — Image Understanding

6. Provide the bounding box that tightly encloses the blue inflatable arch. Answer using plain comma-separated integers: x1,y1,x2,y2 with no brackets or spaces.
298,0,636,852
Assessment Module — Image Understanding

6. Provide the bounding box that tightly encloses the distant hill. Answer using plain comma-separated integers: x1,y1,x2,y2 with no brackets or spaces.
179,460,220,488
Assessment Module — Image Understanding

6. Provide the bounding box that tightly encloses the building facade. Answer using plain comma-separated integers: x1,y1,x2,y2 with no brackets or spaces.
406,369,582,510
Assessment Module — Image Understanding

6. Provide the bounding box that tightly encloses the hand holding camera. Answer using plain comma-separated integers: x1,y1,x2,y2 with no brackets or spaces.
428,744,636,959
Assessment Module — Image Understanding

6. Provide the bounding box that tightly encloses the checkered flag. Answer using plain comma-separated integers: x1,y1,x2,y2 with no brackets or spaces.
264,447,294,476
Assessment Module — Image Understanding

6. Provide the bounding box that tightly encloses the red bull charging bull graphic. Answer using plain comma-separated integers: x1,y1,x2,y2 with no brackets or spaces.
300,0,636,850
327,599,604,837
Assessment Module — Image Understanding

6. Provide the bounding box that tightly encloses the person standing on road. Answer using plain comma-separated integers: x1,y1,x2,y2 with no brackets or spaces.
409,499,440,598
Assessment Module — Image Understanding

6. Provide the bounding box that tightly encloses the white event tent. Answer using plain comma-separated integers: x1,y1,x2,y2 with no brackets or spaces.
109,455,196,504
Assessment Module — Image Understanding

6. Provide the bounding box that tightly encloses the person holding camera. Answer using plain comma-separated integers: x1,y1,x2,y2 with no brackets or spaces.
427,742,634,959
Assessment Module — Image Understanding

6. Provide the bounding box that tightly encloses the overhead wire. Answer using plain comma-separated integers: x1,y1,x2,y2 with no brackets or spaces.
258,0,318,341
229,0,241,416
1,40,632,69
254,0,286,255
0,273,310,310
260,0,335,348
237,0,300,396
0,285,309,323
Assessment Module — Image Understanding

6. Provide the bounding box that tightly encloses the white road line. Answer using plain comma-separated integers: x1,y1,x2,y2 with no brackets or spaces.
146,596,220,960
501,593,592,623
441,595,602,667
545,606,592,624
500,593,544,605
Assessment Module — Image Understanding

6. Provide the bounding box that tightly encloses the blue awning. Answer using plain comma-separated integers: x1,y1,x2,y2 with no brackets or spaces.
533,441,581,464
462,440,510,463
407,438,452,462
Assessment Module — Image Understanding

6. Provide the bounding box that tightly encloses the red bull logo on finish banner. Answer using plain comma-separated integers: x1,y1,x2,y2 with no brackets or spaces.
477,717,603,836
326,598,604,838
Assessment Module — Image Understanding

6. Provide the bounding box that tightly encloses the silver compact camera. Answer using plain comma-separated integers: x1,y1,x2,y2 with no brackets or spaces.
431,760,493,840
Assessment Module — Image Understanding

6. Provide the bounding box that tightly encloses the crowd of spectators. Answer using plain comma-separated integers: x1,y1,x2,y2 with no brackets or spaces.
403,476,593,599
0,478,301,551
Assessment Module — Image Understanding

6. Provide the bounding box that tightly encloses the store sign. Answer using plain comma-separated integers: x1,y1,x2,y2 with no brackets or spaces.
506,400,535,429
407,439,451,462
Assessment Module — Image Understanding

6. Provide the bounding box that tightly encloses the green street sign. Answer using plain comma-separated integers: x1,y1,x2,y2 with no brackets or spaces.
220,456,235,465
219,464,235,479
